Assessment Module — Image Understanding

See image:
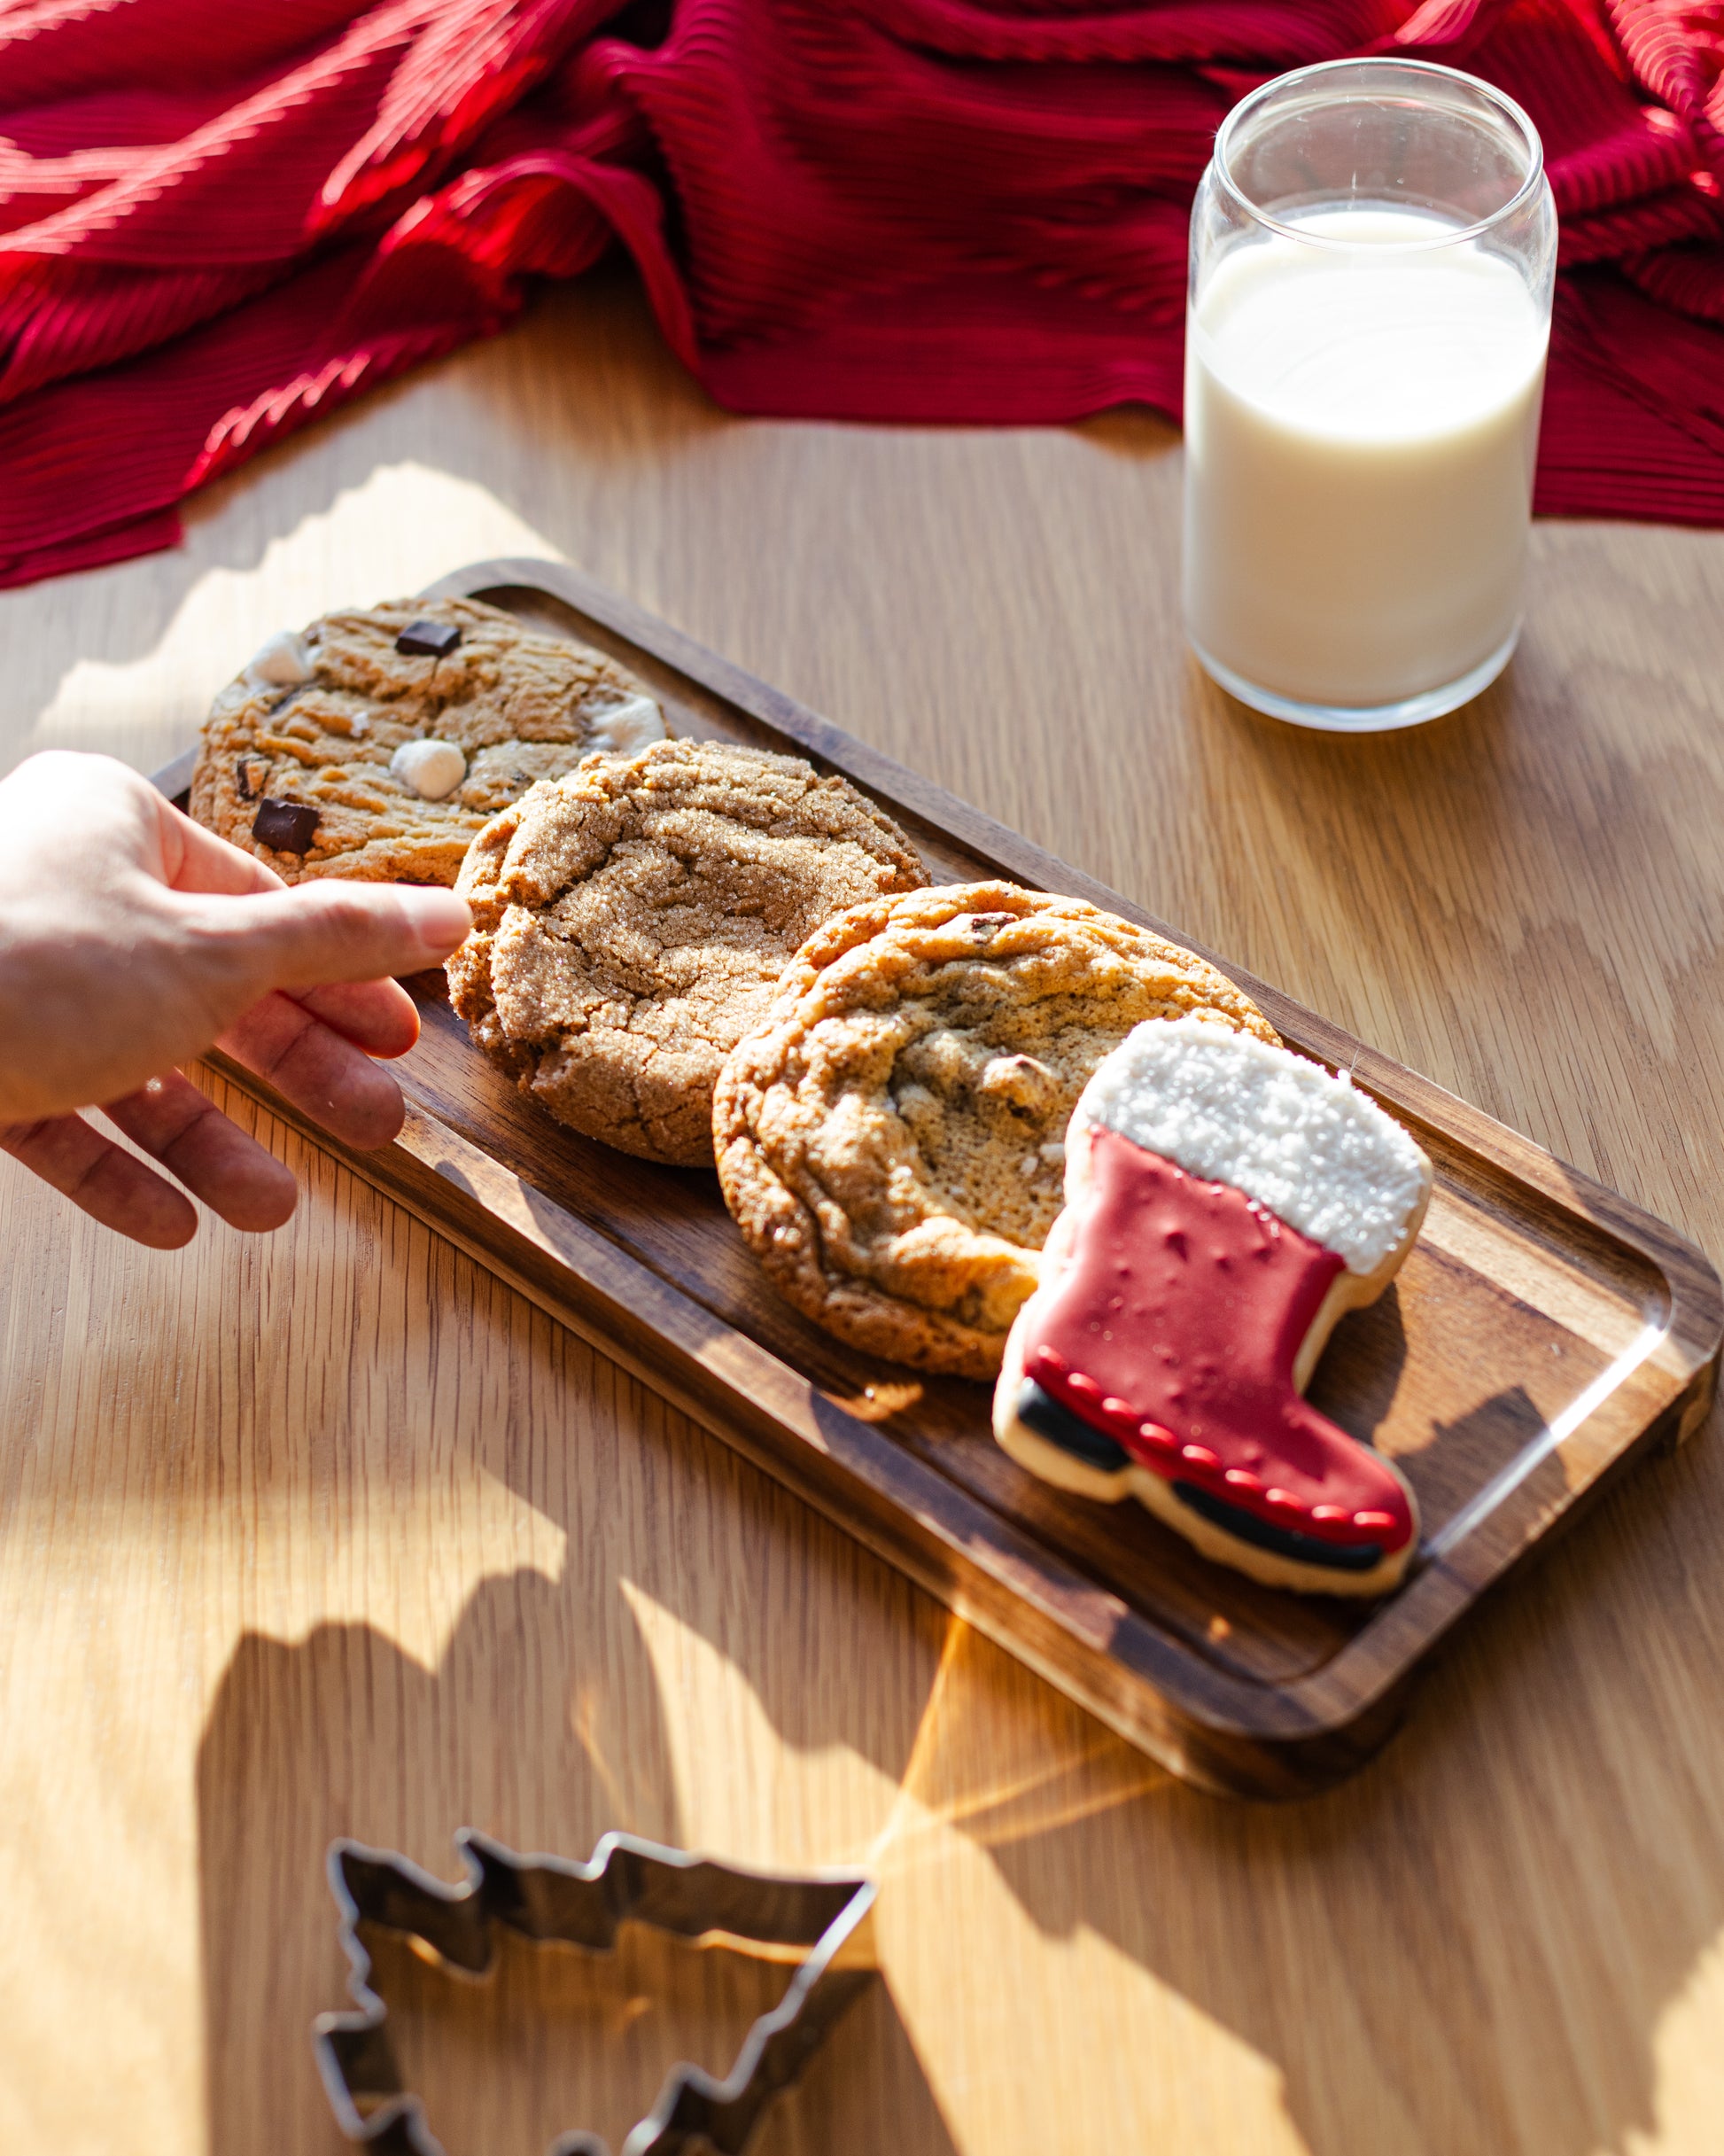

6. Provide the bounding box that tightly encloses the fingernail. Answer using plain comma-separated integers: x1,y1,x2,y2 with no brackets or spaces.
398,889,473,953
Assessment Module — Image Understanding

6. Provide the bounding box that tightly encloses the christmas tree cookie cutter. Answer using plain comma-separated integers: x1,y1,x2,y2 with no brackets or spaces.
313,1829,880,2156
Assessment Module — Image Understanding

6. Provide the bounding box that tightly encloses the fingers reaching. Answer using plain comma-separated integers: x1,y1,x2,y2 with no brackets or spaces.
2,1111,198,1249
152,794,463,1028
219,991,408,1151
103,1070,298,1233
291,977,422,1059
167,817,449,1057
190,878,471,1003
153,790,288,897
0,760,464,1249
3,1072,310,1246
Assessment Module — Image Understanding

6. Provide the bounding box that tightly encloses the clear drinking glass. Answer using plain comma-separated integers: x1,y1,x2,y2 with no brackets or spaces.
1182,59,1557,732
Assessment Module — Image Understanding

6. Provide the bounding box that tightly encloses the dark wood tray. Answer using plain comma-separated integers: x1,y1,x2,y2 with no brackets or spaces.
157,558,1723,1799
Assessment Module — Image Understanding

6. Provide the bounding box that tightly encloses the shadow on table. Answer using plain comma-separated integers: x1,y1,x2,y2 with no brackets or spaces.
193,1356,955,2156
197,1595,954,2156
504,1297,1712,2156
409,1338,1717,2155
197,1567,669,2156
344,1914,956,2156
183,1179,1723,2156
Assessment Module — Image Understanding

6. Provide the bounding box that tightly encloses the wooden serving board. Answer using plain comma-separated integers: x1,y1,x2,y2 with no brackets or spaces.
157,558,1723,1800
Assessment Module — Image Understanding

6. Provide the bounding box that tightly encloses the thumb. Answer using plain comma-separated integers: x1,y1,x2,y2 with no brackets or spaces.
187,879,473,1001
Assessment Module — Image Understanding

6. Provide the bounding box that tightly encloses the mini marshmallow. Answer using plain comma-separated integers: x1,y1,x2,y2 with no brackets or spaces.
584,692,666,755
243,629,315,688
391,737,467,801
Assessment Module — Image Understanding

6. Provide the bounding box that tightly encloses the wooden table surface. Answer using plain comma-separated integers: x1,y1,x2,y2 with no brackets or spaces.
4,262,1724,2156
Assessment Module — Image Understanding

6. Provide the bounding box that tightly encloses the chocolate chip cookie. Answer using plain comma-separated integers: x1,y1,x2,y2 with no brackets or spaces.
189,595,667,884
446,740,929,1164
712,883,1278,1378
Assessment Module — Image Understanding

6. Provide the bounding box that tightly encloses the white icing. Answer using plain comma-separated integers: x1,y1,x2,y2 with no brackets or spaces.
243,628,315,688
1074,1016,1427,1274
584,692,666,755
391,737,467,801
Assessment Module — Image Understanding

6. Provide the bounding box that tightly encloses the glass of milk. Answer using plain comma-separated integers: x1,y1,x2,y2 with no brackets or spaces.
1183,59,1557,730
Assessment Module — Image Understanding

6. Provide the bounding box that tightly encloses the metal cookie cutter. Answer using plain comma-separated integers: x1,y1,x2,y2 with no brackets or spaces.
314,1829,880,2156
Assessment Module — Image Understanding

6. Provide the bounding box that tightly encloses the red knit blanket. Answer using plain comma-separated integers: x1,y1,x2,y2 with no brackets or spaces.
4,0,1722,588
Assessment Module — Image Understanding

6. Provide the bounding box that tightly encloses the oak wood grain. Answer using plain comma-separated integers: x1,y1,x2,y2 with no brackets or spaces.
4,261,1724,2152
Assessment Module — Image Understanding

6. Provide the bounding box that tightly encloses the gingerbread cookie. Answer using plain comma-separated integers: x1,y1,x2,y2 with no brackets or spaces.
447,739,929,1164
712,883,1277,1379
189,595,667,884
993,1016,1433,1596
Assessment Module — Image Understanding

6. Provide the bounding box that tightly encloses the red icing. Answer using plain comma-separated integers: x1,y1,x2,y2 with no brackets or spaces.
1026,1125,1414,1556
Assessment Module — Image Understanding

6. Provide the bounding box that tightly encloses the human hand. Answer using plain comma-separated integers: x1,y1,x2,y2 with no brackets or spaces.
0,751,470,1248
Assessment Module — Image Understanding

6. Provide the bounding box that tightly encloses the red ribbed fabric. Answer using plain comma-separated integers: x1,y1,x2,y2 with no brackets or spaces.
3,0,1723,587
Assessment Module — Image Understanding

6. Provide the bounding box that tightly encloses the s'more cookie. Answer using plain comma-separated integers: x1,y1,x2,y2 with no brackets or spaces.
190,595,667,884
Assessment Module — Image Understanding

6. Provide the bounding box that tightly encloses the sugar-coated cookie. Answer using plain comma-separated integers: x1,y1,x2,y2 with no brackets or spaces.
190,596,667,884
993,1016,1433,1596
712,883,1277,1379
446,739,929,1164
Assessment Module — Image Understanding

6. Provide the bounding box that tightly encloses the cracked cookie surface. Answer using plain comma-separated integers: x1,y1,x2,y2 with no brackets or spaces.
447,739,930,1164
712,882,1278,1379
190,595,666,884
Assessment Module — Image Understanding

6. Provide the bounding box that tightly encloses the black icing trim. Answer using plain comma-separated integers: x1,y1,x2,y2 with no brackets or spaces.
1173,1482,1384,1573
1013,1380,1130,1472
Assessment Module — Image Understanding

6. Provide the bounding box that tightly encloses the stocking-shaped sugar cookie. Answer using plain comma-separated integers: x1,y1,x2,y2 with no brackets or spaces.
993,1016,1433,1596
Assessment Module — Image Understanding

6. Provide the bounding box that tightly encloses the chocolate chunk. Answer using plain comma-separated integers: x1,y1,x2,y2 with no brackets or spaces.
252,798,321,854
235,758,260,802
394,619,462,658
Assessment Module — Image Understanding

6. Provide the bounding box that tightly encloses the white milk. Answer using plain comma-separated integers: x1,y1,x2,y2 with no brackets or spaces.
1183,207,1549,711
